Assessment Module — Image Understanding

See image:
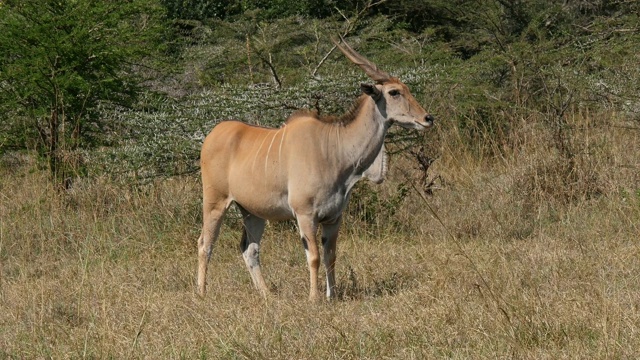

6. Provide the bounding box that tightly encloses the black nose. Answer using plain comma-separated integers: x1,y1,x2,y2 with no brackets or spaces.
425,114,435,124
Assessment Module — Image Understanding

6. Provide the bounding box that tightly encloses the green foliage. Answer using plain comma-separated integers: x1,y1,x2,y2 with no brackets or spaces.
88,0,640,202
420,0,640,155
161,0,230,20
159,0,378,21
0,0,166,186
3,0,640,203
179,12,438,89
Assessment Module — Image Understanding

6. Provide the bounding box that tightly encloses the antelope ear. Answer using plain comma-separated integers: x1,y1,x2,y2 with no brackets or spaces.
361,83,381,99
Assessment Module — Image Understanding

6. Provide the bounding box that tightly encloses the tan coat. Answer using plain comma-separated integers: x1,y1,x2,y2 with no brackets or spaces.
197,40,434,301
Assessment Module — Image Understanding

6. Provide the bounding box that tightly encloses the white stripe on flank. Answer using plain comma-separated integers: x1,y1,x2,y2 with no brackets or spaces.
253,131,271,172
264,130,279,174
278,125,286,166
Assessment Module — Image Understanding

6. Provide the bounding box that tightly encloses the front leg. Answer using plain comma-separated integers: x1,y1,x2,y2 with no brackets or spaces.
296,214,320,301
321,217,341,299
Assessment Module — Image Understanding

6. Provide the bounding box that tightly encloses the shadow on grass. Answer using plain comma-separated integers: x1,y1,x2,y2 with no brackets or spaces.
334,267,416,301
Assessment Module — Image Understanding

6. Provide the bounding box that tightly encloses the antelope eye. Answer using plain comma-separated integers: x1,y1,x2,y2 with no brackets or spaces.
388,89,400,96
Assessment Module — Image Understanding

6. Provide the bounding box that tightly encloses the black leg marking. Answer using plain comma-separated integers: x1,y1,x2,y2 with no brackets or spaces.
301,236,308,250
239,229,248,253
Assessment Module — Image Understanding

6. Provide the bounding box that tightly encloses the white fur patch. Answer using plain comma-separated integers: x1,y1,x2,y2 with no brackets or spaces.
363,144,387,184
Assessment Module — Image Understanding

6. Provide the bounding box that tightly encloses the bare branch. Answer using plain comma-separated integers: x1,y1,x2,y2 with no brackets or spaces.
311,45,338,78
311,0,388,78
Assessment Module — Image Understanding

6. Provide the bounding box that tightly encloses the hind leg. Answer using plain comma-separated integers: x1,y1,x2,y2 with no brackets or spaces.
197,201,228,297
238,207,269,297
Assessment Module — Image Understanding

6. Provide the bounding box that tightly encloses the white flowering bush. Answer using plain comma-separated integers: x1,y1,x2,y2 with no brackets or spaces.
88,72,384,180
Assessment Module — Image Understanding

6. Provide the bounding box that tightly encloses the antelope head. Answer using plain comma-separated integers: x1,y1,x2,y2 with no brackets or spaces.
333,37,434,130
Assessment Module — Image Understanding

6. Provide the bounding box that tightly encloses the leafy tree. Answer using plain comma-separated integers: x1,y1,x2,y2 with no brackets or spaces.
0,0,166,187
160,0,230,20
159,0,377,21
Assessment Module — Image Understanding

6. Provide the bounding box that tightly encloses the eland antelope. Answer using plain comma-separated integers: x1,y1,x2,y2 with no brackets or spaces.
197,38,434,301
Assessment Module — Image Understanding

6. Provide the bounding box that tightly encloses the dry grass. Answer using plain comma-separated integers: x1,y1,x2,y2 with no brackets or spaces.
1,112,639,359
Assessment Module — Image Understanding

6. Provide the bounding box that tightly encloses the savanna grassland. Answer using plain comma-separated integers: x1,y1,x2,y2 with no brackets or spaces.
2,0,640,358
2,109,639,358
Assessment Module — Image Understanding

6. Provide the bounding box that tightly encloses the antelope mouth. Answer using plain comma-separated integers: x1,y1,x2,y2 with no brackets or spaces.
394,115,434,130
415,119,433,130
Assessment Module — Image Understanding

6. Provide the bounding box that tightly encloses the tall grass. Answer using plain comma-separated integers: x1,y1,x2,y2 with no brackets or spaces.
2,106,639,358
